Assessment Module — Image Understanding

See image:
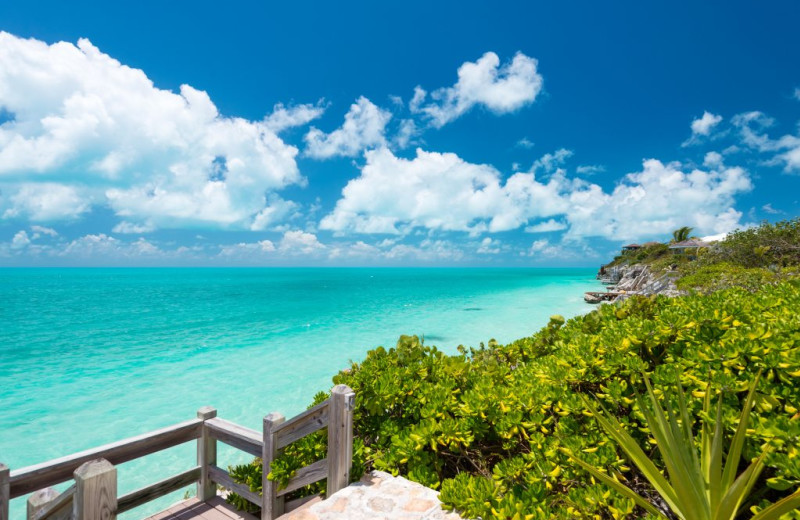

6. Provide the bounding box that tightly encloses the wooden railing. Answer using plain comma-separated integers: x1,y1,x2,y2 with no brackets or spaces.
0,384,355,520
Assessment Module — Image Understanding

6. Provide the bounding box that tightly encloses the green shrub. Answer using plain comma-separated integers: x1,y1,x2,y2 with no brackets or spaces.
709,219,800,269
230,278,800,518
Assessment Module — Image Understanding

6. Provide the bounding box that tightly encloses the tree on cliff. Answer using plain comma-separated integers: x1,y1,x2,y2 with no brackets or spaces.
671,226,693,243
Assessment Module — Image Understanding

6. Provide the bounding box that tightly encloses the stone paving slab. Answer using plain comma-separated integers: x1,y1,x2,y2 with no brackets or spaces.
280,471,464,520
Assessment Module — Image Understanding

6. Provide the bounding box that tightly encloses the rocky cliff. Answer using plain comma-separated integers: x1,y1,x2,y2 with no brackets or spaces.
602,264,681,301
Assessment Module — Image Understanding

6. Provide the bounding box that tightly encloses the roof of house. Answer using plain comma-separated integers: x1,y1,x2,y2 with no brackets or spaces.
669,239,711,249
622,243,641,248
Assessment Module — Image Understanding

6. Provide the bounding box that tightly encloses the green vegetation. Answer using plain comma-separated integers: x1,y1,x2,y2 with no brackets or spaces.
226,218,800,518
229,276,800,519
606,219,800,293
571,373,800,520
672,226,694,243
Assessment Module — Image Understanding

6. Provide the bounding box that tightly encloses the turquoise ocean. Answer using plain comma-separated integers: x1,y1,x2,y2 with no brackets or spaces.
0,268,599,518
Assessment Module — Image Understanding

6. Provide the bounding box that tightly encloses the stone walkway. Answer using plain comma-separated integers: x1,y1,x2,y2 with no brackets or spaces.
280,471,463,520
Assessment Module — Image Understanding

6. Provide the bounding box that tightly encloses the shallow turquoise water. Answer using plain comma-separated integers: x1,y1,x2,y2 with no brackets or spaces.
0,268,599,518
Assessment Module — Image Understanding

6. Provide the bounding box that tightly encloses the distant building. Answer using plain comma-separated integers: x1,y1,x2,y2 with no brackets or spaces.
622,243,641,251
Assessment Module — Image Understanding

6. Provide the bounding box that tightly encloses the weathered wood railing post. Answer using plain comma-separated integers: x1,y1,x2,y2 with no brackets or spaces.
327,384,355,496
0,463,9,520
27,487,59,519
73,459,116,520
262,412,286,520
196,406,218,501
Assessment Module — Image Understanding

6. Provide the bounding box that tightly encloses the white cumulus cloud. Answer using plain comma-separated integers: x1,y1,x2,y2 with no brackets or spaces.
320,148,752,241
413,52,543,128
3,183,90,221
0,32,303,230
304,97,392,159
732,110,800,173
691,111,723,136
264,102,326,133
279,230,325,254
525,219,568,233
11,230,30,249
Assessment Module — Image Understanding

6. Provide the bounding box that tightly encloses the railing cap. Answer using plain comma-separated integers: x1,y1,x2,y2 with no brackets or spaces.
197,406,217,420
74,459,115,480
331,384,354,396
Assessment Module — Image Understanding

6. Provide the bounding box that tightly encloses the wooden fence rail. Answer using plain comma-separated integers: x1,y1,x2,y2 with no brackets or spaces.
0,385,355,520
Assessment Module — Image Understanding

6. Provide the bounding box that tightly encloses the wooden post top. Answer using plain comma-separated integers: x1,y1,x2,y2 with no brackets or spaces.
331,384,354,396
264,412,285,424
74,459,115,480
27,487,59,506
197,407,217,420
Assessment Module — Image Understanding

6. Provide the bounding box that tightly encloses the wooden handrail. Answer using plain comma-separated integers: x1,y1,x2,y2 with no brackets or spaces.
208,465,260,505
117,467,201,514
205,417,262,457
1,385,356,520
277,459,328,497
275,400,330,450
9,418,202,498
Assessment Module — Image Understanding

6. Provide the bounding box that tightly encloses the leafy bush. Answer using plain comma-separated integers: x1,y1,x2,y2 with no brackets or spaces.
709,219,800,269
226,391,367,513
230,278,800,518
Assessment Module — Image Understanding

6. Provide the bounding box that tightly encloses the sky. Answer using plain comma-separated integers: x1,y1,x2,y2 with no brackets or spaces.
0,0,799,266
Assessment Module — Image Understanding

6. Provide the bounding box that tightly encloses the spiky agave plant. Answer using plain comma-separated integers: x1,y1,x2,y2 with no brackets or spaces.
568,373,800,520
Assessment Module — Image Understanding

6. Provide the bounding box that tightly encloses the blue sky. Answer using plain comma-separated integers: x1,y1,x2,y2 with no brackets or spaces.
0,0,798,266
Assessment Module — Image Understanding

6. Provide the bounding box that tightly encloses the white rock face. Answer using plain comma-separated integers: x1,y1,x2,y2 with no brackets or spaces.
604,264,681,302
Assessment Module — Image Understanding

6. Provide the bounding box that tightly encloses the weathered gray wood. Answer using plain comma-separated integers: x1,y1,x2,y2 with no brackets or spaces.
10,419,202,498
207,465,260,506
277,459,328,497
117,466,200,513
284,492,322,513
32,485,74,520
27,487,59,519
262,412,285,520
326,385,355,496
73,459,116,520
275,401,329,450
196,407,217,502
205,417,262,457
0,463,8,520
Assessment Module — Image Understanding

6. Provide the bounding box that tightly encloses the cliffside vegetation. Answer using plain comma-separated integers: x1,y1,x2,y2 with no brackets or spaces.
228,220,800,519
606,219,800,293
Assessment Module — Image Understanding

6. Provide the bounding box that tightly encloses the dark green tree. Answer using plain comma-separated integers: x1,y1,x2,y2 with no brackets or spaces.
672,226,694,243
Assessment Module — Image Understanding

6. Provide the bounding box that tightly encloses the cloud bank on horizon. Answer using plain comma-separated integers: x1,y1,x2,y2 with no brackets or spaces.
0,30,797,265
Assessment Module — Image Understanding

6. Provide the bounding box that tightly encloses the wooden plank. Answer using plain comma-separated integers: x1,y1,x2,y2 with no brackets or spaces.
284,492,322,513
32,485,74,520
197,407,217,501
274,401,329,449
117,466,200,514
205,417,262,457
326,385,355,496
73,459,117,520
262,412,285,520
10,419,202,498
207,465,260,506
0,463,8,520
276,459,327,497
